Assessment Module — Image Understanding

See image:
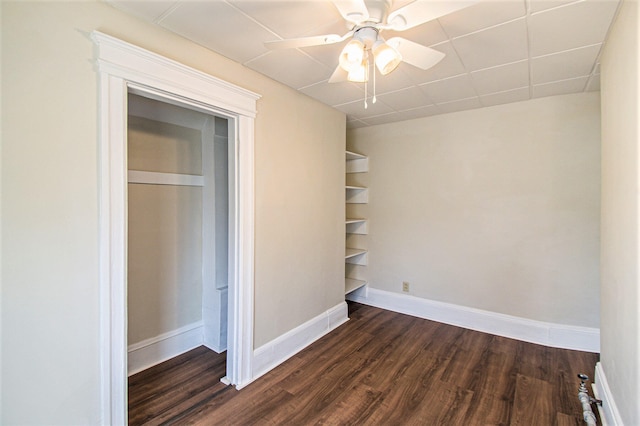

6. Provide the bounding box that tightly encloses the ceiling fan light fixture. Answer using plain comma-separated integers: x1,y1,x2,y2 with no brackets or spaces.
339,39,365,72
347,59,369,83
372,40,402,75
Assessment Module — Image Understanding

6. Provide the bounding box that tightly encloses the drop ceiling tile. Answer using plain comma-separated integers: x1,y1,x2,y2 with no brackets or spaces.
470,60,529,95
400,42,466,84
160,2,276,64
363,112,405,126
529,0,619,56
300,80,364,107
480,87,530,107
396,104,440,121
532,76,589,98
106,0,176,22
335,97,395,120
531,44,600,84
372,66,418,94
438,0,526,38
347,119,370,129
229,1,342,39
437,97,483,114
376,87,433,111
245,49,331,89
452,18,528,71
419,74,477,104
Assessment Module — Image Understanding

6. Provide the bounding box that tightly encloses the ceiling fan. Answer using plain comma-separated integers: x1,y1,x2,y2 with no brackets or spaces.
265,0,475,84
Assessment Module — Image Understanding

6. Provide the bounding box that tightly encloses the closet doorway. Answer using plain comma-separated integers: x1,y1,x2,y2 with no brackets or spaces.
126,91,231,377
94,32,259,423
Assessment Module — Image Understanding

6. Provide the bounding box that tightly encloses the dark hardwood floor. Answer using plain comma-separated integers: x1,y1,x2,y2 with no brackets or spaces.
129,302,600,425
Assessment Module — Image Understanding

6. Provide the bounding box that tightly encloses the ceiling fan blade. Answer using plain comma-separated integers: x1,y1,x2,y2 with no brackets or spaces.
332,0,369,24
328,65,348,83
388,0,476,31
265,33,349,50
387,37,445,70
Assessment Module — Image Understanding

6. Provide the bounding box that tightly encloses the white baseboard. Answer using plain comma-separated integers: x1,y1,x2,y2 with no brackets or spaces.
251,302,349,382
128,321,203,376
347,287,600,352
593,362,624,426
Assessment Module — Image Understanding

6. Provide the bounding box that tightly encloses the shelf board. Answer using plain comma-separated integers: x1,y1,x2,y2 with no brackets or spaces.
345,248,367,259
346,151,368,173
345,277,367,294
346,151,367,161
345,248,368,265
346,218,366,224
346,185,368,204
346,218,368,235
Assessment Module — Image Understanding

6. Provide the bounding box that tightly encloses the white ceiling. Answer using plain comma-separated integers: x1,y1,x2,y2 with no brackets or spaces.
107,0,620,128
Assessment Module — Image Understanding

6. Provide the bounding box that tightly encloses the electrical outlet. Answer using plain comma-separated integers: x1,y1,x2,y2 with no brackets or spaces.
402,281,410,292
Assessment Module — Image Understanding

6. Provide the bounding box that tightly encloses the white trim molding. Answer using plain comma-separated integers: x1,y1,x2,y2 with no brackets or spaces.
92,31,260,425
127,322,204,377
593,362,624,426
250,302,349,387
347,287,600,352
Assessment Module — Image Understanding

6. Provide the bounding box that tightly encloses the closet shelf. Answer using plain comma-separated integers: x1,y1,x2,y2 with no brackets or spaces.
346,186,368,204
346,218,368,235
345,248,368,265
346,151,367,161
345,248,367,259
128,170,204,187
345,278,367,294
346,218,366,224
346,150,369,173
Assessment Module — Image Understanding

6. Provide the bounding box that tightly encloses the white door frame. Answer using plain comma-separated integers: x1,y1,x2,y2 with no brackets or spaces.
92,32,260,425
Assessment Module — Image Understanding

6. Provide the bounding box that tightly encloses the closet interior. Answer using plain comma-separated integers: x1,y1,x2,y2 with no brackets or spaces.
126,93,230,376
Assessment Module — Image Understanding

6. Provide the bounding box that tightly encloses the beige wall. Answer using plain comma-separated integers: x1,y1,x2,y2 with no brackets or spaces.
600,0,640,423
1,1,345,423
127,115,204,345
348,92,601,328
128,184,204,344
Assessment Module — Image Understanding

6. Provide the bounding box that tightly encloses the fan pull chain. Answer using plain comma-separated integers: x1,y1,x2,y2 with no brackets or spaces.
372,59,377,104
364,55,369,109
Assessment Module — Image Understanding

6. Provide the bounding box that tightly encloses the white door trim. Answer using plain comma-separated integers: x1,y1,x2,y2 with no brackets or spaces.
92,31,260,425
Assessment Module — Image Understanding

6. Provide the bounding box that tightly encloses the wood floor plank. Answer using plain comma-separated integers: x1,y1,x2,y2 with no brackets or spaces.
311,384,383,425
128,347,225,410
276,328,374,395
510,374,555,425
463,391,512,425
557,411,584,426
128,303,599,425
175,356,306,423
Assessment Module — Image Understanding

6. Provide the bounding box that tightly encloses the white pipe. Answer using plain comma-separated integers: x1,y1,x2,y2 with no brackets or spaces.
579,390,597,425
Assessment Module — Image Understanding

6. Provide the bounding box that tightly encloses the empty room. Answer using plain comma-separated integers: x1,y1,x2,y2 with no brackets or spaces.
2,0,639,425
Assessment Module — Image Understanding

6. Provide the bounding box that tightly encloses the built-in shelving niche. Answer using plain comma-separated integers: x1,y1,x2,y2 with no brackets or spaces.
345,150,369,295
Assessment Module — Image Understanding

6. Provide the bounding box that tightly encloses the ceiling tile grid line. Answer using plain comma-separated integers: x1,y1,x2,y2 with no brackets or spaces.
525,0,535,99
153,2,181,24
107,0,621,127
224,0,284,43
